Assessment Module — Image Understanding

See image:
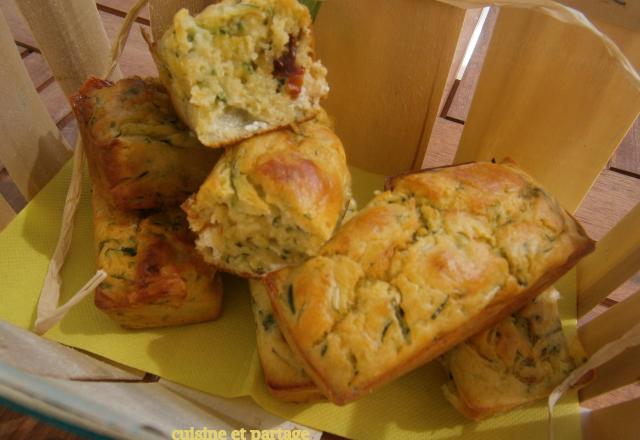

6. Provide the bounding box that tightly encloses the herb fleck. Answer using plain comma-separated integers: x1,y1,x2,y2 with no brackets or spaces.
287,285,296,314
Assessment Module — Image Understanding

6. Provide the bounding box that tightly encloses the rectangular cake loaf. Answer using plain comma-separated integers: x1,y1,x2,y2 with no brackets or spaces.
440,287,589,420
249,280,323,402
265,161,594,404
71,76,220,211
92,190,223,328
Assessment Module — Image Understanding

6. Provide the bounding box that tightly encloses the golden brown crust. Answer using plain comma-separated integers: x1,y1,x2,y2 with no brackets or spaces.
92,190,223,329
266,161,595,405
183,120,352,278
71,76,220,211
249,279,325,402
440,288,591,420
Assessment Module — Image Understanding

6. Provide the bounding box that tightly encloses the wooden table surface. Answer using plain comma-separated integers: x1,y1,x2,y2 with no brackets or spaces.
0,1,638,438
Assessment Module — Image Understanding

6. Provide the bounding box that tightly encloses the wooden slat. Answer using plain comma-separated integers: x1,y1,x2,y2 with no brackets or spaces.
0,0,38,50
422,117,462,169
609,272,640,303
0,168,26,214
99,10,156,78
15,0,117,97
311,0,465,175
577,204,640,317
579,289,640,400
0,8,70,200
445,6,497,123
583,397,640,440
574,169,640,241
580,347,640,402
22,52,53,90
149,0,212,41
438,7,482,116
16,43,27,56
610,116,640,177
59,116,79,147
454,7,640,213
0,193,15,231
39,82,72,125
580,288,640,354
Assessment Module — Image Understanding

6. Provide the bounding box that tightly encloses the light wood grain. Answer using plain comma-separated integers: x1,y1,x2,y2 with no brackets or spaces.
446,7,497,122
577,204,640,317
455,7,640,213
16,0,117,97
580,287,640,354
0,8,70,200
422,117,462,169
611,116,640,177
438,7,482,116
22,52,52,90
0,0,37,50
0,192,15,231
39,82,71,125
575,169,640,241
315,0,464,175
583,397,640,440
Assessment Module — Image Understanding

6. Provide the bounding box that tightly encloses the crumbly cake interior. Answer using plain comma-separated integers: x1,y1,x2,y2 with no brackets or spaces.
156,0,328,146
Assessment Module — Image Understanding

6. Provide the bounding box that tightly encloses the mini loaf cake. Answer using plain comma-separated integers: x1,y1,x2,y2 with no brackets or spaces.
150,0,328,147
440,287,588,420
249,280,323,402
265,161,594,405
92,190,223,329
182,119,352,278
72,76,220,211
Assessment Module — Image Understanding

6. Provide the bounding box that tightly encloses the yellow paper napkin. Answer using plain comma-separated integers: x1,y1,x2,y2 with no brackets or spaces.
0,161,582,439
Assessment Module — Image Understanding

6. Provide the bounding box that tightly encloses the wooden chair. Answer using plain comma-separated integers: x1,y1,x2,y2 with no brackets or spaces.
0,0,638,438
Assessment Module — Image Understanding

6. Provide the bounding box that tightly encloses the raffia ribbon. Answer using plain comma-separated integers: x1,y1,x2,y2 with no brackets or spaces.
33,0,150,335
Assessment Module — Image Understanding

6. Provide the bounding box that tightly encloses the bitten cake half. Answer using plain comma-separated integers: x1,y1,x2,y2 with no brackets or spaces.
182,120,352,278
72,76,220,211
92,190,223,329
250,280,323,402
440,287,589,420
150,0,328,147
265,161,594,405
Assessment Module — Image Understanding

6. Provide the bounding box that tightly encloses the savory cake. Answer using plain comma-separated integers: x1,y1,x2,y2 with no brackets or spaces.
440,287,588,420
265,161,594,404
182,120,352,278
72,76,220,211
92,190,223,329
249,280,323,402
150,0,329,148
